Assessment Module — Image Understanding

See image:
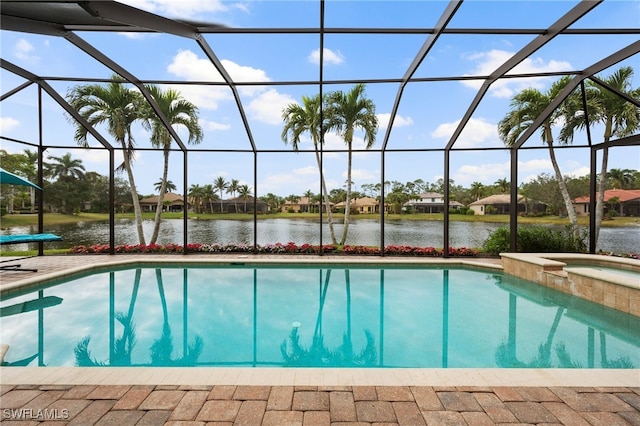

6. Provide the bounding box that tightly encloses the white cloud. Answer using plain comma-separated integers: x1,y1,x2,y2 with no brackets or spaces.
293,165,319,176
201,119,231,131
377,113,413,131
452,156,586,187
248,89,297,125
343,168,378,183
166,50,289,114
74,149,125,171
308,48,344,65
14,38,38,63
461,49,572,98
431,117,498,148
566,166,591,178
166,50,231,109
519,158,552,172
0,117,20,133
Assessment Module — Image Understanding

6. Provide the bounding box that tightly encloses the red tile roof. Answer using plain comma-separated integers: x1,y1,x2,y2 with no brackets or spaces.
573,189,640,203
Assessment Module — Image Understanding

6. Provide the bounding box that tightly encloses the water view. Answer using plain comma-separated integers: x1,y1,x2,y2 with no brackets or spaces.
3,218,638,254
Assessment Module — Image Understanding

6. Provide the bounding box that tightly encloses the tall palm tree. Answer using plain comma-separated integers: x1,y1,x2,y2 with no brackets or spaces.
213,176,228,213
22,149,38,213
46,153,85,181
154,178,177,194
498,76,579,237
470,181,484,201
239,184,251,212
45,153,86,214
494,178,509,193
325,84,378,245
188,184,205,214
561,66,639,245
67,74,147,244
282,94,338,244
141,85,203,245
202,184,216,213
228,178,240,213
607,168,634,190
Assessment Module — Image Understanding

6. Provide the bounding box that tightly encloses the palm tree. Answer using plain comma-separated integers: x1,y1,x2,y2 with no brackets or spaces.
202,184,216,213
67,74,147,244
45,153,85,181
239,184,251,213
607,168,634,190
282,94,338,244
470,181,484,201
560,66,639,245
188,184,205,214
141,85,203,245
228,178,240,213
22,149,38,213
154,179,177,194
498,75,579,237
325,84,378,245
45,153,86,214
213,176,228,213
494,178,509,193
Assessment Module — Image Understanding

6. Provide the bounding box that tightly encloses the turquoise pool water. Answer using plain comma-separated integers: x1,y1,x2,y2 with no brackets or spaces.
1,264,638,368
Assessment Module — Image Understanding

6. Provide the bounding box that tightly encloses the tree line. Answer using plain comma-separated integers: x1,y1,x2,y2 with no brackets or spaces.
3,148,637,219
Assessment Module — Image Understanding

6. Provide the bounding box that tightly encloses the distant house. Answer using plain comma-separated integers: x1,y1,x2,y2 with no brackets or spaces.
469,194,546,215
403,192,464,213
334,197,389,214
572,189,640,217
139,193,189,212
214,196,269,214
281,196,334,213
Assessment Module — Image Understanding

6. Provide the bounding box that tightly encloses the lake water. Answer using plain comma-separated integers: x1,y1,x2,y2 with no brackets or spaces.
2,218,638,254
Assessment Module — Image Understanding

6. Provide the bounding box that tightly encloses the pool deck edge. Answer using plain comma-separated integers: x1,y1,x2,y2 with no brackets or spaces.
2,366,638,387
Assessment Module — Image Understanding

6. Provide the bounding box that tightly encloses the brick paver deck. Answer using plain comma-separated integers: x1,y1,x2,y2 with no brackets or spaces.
1,384,639,425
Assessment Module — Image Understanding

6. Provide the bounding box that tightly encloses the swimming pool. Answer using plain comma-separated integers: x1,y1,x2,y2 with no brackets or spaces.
1,263,638,369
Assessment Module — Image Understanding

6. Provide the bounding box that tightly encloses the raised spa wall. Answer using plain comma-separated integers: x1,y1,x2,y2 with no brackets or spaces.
500,253,640,318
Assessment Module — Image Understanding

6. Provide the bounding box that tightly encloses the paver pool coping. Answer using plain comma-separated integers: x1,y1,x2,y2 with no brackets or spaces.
0,254,638,388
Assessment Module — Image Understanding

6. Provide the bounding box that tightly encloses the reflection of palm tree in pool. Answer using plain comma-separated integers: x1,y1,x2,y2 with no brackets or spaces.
75,269,142,366
150,269,203,366
281,327,376,367
599,332,634,368
281,268,376,367
74,269,203,366
75,311,136,366
496,306,565,368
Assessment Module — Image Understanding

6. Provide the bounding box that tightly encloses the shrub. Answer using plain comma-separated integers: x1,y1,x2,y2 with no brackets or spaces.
68,242,478,257
483,225,587,255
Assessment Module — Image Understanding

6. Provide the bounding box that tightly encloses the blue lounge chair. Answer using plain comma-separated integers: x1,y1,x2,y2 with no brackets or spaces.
0,233,62,272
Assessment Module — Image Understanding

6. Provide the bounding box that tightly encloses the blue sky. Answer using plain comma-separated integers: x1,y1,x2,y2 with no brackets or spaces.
1,0,639,198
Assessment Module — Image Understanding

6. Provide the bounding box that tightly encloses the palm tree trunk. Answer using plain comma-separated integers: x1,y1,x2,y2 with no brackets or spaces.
122,146,146,245
150,149,170,244
313,149,337,245
29,187,36,213
156,269,169,325
546,138,579,238
594,146,608,247
340,146,353,245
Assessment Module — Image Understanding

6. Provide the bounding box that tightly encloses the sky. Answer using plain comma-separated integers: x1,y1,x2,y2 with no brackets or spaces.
1,0,639,198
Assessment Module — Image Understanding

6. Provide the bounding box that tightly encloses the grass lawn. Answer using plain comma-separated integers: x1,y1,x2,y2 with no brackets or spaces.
1,211,638,227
